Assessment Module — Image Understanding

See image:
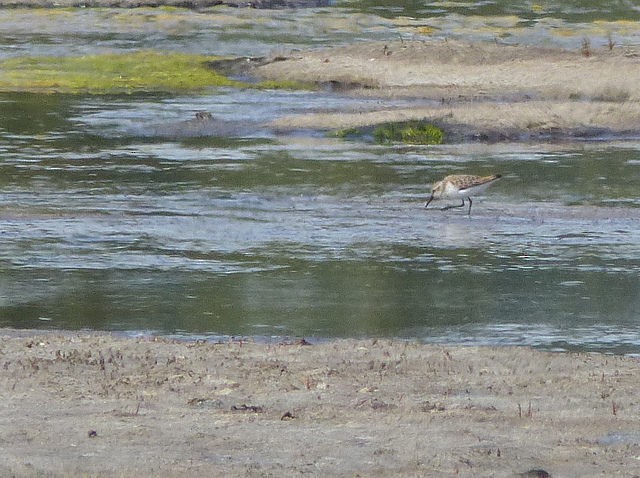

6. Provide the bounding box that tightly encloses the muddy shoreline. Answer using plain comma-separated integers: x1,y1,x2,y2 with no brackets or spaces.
253,40,640,142
2,329,640,477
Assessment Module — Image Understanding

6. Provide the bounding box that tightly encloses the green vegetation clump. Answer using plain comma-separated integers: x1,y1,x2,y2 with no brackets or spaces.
373,120,445,145
0,51,245,94
0,51,322,94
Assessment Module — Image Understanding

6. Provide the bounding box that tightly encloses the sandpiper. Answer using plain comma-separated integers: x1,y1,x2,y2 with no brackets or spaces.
424,174,502,215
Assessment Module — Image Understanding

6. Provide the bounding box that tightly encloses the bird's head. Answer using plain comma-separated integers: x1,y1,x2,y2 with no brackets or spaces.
424,179,445,208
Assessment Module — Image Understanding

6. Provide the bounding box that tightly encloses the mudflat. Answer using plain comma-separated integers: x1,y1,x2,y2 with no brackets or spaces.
1,330,639,477
256,39,640,141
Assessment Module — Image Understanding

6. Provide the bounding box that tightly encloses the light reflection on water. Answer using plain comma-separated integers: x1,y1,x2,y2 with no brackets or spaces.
1,0,640,352
1,2,639,64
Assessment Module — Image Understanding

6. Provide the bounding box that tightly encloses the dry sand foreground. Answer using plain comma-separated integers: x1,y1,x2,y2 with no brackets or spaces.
2,330,640,477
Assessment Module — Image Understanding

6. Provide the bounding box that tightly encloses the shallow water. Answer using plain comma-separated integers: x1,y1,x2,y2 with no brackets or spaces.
354,0,640,23
1,5,640,352
2,91,640,352
1,2,639,62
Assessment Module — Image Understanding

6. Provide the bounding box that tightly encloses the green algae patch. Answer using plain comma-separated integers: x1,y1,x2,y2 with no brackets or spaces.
333,120,445,144
0,51,245,94
373,120,445,145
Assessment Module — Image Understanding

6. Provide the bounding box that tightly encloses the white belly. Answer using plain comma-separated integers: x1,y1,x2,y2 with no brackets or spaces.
443,181,492,198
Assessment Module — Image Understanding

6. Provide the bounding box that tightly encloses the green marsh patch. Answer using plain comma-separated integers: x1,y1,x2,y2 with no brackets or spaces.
373,120,444,145
0,51,245,94
333,120,445,145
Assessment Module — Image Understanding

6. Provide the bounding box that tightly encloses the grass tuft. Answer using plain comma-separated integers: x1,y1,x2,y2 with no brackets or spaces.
373,120,445,145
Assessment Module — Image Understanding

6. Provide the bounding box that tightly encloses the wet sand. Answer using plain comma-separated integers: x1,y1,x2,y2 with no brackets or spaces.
1,330,640,477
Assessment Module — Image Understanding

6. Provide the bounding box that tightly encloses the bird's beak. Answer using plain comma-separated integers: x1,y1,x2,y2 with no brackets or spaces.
424,195,434,208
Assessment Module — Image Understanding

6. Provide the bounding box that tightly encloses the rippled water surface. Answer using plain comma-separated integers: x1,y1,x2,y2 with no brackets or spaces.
1,3,640,352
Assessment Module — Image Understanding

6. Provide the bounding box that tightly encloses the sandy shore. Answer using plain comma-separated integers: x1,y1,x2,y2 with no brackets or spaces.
2,329,640,477
256,40,640,141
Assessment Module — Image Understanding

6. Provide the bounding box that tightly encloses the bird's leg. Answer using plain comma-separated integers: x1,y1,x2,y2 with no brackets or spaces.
441,199,465,211
424,195,434,208
467,197,473,216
